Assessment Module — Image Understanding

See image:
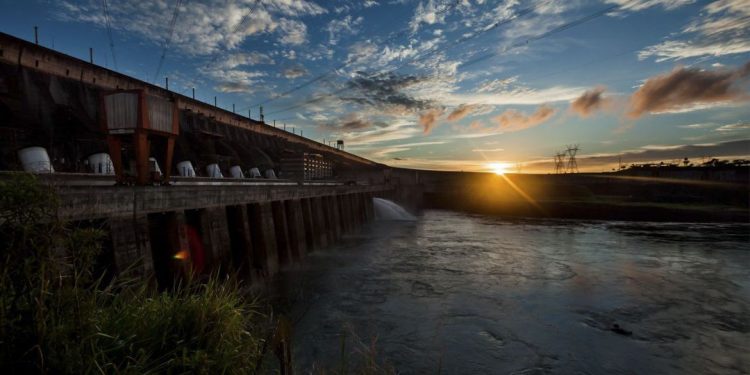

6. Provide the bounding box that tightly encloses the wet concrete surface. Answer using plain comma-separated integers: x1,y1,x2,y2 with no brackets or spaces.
272,210,750,374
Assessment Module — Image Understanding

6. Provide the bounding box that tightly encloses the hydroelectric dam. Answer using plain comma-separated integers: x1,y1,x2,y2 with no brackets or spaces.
0,32,423,286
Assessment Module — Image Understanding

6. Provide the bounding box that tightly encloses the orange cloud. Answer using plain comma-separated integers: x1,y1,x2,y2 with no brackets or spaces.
570,86,610,117
493,104,556,132
419,108,444,134
447,104,476,121
629,62,750,118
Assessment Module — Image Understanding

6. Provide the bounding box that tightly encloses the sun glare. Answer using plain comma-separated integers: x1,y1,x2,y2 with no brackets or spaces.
488,163,508,175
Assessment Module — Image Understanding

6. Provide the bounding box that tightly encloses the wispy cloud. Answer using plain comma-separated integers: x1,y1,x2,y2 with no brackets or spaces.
638,0,750,61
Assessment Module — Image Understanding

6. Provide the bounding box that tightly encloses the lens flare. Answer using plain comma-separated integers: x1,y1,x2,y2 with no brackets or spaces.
173,250,190,260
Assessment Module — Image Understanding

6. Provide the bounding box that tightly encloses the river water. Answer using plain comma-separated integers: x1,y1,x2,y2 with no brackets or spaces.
273,209,750,374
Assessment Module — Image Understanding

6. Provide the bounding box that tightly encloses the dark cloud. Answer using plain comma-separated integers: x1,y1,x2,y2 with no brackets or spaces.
629,62,750,118
570,86,609,117
447,104,478,121
494,104,556,132
343,72,431,113
319,113,384,132
419,108,444,134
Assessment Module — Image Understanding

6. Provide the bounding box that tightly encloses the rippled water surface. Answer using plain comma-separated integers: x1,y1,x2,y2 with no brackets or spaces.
274,210,750,374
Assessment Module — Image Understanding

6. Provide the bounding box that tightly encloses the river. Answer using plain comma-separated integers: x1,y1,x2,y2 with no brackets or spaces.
272,209,750,374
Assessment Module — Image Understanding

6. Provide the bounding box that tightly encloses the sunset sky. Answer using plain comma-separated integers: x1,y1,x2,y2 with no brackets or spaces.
1,0,748,173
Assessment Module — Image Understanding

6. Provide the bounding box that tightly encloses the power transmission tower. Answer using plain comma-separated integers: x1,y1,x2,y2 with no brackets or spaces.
554,151,566,174
566,144,579,174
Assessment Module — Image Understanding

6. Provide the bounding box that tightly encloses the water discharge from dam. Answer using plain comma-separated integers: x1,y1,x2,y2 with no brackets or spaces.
272,210,750,374
373,198,416,221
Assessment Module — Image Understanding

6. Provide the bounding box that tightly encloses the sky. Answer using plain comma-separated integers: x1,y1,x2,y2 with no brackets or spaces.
1,0,749,173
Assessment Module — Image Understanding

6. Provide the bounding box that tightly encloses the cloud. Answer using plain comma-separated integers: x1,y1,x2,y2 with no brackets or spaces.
472,148,504,152
419,108,444,134
605,0,696,12
493,104,557,132
283,67,308,79
204,69,265,93
447,104,481,121
55,0,325,55
215,82,254,93
344,72,432,113
638,0,750,61
217,52,274,69
439,85,586,107
319,113,380,132
326,15,364,45
628,62,750,118
278,18,308,45
570,86,610,117
639,40,750,62
410,0,448,33
716,122,750,132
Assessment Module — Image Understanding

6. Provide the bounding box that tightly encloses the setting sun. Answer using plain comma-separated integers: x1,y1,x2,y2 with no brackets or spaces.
488,163,509,175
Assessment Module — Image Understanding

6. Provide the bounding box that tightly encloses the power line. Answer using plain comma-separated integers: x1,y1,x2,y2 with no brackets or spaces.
101,0,117,70
249,0,462,109
267,0,618,116
153,0,185,84
264,0,544,116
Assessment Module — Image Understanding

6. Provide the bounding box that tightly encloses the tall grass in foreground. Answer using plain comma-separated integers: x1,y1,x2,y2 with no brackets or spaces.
0,173,266,373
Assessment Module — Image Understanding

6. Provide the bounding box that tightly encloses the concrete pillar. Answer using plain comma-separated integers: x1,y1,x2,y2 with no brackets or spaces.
109,214,153,279
198,207,232,273
327,195,342,240
271,200,293,266
364,192,374,221
225,205,254,278
248,202,279,277
335,194,351,233
312,196,329,248
301,198,317,251
284,199,307,261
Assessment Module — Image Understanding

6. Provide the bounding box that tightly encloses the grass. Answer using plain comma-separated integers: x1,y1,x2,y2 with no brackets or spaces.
0,173,267,374
0,173,396,374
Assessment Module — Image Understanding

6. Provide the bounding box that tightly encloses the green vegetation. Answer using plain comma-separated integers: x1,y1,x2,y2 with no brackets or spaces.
0,173,266,373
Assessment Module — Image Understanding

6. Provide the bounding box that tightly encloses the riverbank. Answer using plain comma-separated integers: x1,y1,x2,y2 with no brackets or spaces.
425,193,749,222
